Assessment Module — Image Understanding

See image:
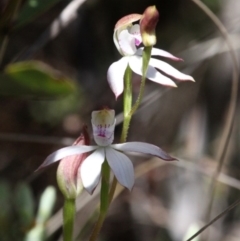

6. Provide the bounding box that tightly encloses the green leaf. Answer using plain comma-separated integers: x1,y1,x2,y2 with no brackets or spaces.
13,182,34,228
36,186,56,224
2,61,76,98
15,0,61,29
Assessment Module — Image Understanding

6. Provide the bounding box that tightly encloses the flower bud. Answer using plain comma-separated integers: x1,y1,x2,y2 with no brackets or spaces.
140,6,159,46
56,125,90,199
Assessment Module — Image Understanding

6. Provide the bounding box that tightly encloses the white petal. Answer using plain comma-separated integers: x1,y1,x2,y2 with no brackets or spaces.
129,56,177,87
149,58,195,81
146,65,177,87
105,147,134,191
107,57,129,98
80,148,105,194
118,29,137,55
37,146,97,170
113,29,122,55
111,142,176,161
136,47,183,61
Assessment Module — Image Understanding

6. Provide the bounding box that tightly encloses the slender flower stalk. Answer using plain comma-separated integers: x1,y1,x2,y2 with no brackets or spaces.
88,161,110,241
120,64,132,142
131,45,152,116
109,47,152,208
63,199,75,241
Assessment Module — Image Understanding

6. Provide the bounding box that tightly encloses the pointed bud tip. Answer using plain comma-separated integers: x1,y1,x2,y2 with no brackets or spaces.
140,6,159,46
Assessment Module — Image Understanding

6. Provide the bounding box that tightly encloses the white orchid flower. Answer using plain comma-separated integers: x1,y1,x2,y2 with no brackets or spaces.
37,109,175,194
107,14,195,99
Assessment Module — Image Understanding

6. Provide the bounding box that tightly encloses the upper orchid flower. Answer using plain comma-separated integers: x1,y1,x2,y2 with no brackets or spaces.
37,109,175,194
107,6,194,99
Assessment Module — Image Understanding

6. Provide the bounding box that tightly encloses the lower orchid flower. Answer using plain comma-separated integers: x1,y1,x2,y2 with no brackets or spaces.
37,109,176,194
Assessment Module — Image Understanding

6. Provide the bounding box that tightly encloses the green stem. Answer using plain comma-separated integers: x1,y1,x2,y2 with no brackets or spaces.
108,177,118,203
130,46,152,116
88,47,152,241
100,161,110,212
63,199,76,241
89,161,110,241
120,64,132,142
111,64,134,204
88,213,105,241
109,47,152,210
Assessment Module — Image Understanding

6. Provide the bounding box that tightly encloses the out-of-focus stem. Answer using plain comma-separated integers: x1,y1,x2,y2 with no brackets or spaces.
130,46,152,115
63,199,75,241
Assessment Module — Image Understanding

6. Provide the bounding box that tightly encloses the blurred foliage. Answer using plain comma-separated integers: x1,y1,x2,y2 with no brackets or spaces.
14,182,35,229
3,61,77,98
202,0,220,11
29,92,82,124
0,0,20,29
0,181,12,240
16,0,61,29
0,180,56,241
25,186,56,241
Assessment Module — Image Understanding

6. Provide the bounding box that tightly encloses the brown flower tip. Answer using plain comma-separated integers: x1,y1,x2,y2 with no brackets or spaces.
140,6,159,46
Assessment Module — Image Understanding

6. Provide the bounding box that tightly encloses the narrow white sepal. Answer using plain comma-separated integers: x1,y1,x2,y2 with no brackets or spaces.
38,145,97,169
105,147,134,191
145,65,177,87
111,142,176,161
129,56,177,87
136,47,183,61
80,148,105,194
107,57,129,98
149,58,195,81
